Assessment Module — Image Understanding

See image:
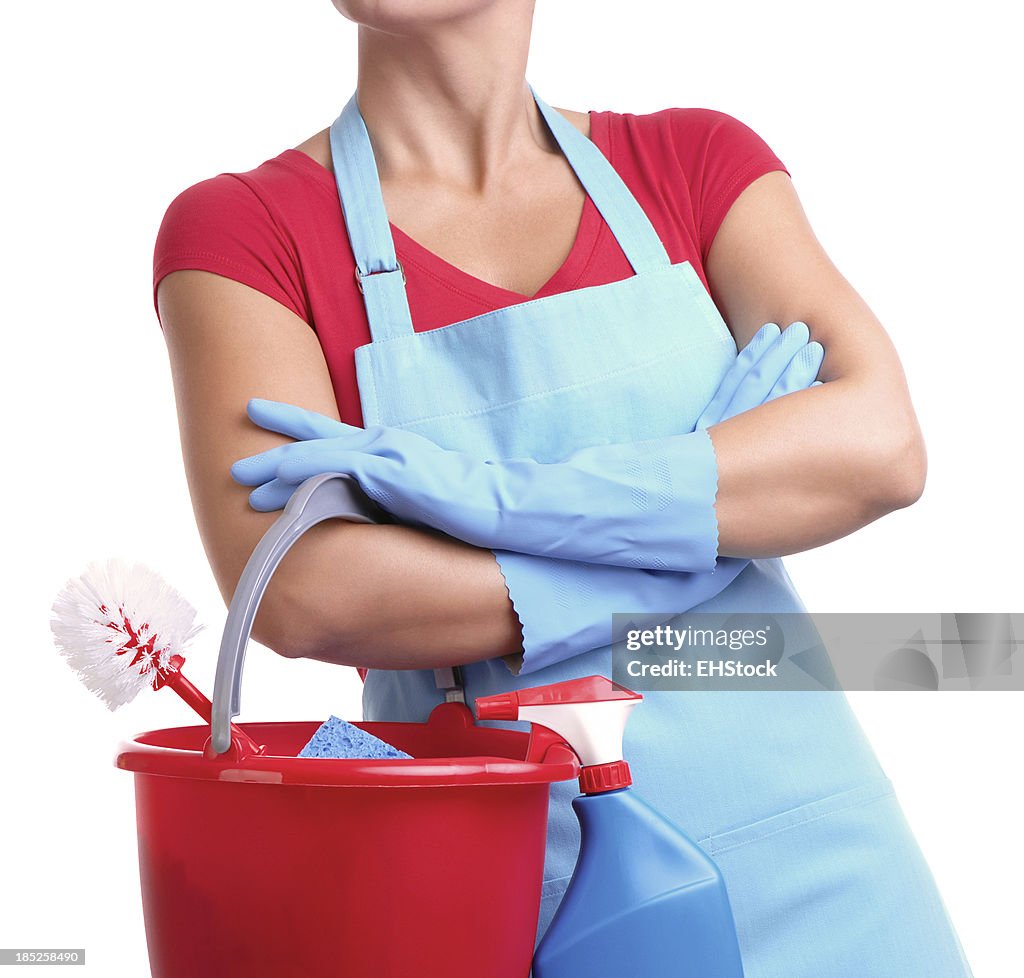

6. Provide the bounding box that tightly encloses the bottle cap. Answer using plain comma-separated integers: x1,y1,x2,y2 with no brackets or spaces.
579,760,632,794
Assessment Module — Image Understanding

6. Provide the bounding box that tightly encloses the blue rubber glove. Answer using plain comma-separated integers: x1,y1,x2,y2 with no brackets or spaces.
492,321,823,671
232,322,822,574
492,550,751,675
694,321,824,428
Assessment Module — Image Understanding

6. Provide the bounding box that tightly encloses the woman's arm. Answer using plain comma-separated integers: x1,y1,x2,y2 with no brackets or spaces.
160,165,922,665
158,269,524,666
706,170,926,557
229,172,922,568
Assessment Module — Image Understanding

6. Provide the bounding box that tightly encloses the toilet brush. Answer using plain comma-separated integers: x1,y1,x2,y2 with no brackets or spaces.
50,558,264,756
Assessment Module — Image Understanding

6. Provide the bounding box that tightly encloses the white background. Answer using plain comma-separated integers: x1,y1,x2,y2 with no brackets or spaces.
3,1,1020,975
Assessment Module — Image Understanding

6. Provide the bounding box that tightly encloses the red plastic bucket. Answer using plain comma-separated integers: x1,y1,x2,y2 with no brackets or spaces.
117,701,577,978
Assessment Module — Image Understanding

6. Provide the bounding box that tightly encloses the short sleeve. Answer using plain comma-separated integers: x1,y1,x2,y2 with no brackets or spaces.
152,173,311,328
670,108,791,267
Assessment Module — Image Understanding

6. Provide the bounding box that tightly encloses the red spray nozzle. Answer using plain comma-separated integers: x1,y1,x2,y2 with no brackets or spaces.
475,677,642,792
476,676,642,720
475,691,519,720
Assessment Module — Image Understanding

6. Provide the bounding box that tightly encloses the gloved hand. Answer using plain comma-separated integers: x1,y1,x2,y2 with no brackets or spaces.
694,321,824,429
491,320,822,670
231,322,823,574
490,549,750,674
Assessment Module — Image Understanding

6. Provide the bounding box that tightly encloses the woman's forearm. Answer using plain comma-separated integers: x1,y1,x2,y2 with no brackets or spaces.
699,169,929,558
712,375,927,558
250,368,926,668
253,520,524,669
159,272,526,673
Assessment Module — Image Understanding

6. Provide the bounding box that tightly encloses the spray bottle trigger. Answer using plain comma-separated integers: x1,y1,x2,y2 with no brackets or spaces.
476,676,642,790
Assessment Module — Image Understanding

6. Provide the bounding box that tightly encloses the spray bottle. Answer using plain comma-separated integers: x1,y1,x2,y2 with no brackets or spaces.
476,676,745,978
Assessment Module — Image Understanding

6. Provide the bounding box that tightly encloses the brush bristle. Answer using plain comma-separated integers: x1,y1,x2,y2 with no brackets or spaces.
50,559,203,710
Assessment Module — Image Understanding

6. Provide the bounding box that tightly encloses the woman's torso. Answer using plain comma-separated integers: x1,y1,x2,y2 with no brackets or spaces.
153,105,791,429
152,99,975,973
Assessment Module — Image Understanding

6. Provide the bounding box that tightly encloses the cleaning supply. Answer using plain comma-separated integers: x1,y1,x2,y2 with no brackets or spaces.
118,702,578,978
113,472,581,978
231,323,822,575
477,676,746,978
62,482,579,977
298,715,411,758
51,558,264,757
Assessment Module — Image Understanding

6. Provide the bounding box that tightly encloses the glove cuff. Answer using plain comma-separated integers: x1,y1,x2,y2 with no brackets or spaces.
637,427,719,573
492,550,597,676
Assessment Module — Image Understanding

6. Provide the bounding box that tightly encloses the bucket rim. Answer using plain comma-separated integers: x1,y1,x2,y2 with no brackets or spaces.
115,718,579,788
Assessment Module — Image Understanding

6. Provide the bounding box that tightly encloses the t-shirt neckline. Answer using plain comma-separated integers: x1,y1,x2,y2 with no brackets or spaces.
277,109,611,307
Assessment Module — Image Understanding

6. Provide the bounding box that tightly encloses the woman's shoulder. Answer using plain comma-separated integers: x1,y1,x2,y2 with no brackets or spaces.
156,168,265,248
152,145,330,325
598,102,790,208
158,143,331,230
600,103,783,165
594,103,790,266
154,130,342,265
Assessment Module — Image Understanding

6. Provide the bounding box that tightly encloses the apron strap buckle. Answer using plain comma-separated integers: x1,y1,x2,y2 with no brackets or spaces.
354,261,406,295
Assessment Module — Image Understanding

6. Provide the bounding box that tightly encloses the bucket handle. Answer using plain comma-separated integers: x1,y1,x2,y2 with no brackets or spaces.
210,473,393,755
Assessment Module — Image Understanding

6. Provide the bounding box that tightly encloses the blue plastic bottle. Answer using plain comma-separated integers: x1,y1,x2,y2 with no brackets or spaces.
476,677,745,978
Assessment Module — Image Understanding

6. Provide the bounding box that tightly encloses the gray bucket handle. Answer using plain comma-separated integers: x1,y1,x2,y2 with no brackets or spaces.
210,473,392,755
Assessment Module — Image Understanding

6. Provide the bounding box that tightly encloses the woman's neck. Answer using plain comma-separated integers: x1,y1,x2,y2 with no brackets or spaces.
352,5,551,194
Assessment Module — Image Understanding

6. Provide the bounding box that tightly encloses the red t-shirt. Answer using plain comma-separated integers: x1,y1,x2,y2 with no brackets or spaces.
153,105,789,427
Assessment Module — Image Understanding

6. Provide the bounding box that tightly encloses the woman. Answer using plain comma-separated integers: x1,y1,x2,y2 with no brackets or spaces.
153,1,973,975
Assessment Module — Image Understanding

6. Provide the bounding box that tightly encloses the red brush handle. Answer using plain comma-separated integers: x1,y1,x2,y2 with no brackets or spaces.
157,656,265,757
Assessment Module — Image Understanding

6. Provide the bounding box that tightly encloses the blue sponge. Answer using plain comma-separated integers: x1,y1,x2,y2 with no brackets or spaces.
298,716,412,759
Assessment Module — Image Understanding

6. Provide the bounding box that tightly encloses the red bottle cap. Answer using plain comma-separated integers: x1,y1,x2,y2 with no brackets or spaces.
579,760,632,794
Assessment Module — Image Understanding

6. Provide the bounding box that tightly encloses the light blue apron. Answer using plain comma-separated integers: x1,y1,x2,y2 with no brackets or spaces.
327,86,973,976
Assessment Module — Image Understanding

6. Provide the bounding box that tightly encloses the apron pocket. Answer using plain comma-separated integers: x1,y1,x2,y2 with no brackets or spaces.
698,777,897,858
697,777,974,978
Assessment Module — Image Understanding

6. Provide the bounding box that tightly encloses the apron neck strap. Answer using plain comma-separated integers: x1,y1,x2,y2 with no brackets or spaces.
528,86,671,275
329,83,671,343
330,93,415,343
